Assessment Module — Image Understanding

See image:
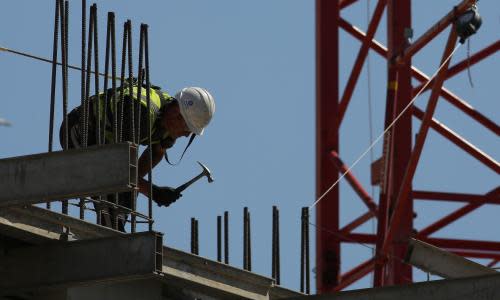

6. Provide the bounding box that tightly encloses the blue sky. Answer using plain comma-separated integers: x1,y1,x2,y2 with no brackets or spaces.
1,0,498,293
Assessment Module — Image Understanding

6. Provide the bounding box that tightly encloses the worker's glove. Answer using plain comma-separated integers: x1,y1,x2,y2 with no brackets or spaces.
152,185,182,207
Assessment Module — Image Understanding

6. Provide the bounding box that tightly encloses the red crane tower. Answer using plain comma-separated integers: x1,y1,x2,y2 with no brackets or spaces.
316,0,499,292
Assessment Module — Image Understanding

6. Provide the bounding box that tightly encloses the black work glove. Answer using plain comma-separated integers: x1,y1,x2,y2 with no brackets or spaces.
152,185,182,207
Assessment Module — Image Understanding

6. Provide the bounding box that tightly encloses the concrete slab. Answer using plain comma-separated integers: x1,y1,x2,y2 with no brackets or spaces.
285,273,500,300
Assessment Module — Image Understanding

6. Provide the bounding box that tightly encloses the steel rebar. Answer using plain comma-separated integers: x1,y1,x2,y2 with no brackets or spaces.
248,209,252,271
118,22,127,142
243,207,248,270
78,0,87,219
277,207,281,284
224,211,229,264
300,208,305,293
92,4,100,145
47,0,60,210
61,0,69,215
305,208,310,294
300,207,310,294
83,5,94,148
217,215,222,262
195,219,199,255
191,217,196,254
272,206,281,284
143,24,153,231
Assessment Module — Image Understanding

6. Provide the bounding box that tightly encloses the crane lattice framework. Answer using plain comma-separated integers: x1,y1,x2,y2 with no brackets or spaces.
316,0,499,292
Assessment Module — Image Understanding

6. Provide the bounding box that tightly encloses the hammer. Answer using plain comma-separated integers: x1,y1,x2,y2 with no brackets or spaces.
175,161,214,193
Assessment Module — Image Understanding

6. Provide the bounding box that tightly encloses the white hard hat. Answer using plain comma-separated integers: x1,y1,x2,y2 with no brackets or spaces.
176,87,215,135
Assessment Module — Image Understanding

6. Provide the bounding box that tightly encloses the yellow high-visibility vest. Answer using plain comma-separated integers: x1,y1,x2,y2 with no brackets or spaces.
91,85,173,145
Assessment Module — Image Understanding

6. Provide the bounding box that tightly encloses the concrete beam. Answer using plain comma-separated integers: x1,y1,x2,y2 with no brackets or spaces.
285,273,500,300
0,202,304,299
0,143,137,208
0,205,123,244
406,238,497,279
270,286,305,299
160,246,277,300
0,231,162,294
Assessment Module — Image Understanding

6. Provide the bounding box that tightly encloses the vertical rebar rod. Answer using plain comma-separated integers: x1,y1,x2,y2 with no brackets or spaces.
92,4,103,224
61,0,69,215
134,24,144,229
136,26,144,146
84,5,93,148
271,206,276,280
191,218,194,253
127,20,135,144
276,206,281,284
81,0,86,140
47,0,60,210
61,0,69,151
111,13,119,229
85,6,96,222
243,207,248,270
195,219,199,255
78,0,86,219
247,209,252,271
48,0,60,154
191,218,196,254
305,207,310,294
300,207,305,293
92,4,100,146
224,211,229,264
300,207,311,294
110,14,117,145
272,206,281,285
143,24,153,231
102,12,114,226
193,218,199,255
217,215,222,262
103,13,111,144
126,20,138,233
118,22,127,143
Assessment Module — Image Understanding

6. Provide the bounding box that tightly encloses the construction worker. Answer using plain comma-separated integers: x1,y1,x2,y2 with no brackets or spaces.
60,82,215,231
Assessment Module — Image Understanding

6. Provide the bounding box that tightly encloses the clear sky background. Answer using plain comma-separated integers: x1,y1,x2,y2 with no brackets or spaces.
1,0,498,293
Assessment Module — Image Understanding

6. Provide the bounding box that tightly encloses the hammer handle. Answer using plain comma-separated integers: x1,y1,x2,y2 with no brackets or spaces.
175,173,205,193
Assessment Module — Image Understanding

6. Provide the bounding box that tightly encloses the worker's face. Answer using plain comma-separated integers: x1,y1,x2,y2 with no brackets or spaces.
163,102,191,139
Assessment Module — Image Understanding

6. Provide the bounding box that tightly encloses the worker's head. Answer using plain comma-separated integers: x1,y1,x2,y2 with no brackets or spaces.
162,87,215,139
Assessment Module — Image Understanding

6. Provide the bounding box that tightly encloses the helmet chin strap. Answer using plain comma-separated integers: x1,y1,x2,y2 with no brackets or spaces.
164,133,196,166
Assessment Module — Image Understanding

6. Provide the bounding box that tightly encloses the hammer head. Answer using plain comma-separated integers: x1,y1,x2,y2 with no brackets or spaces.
197,161,214,183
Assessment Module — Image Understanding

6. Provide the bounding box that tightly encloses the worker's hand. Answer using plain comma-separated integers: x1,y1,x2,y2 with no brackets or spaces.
152,185,182,207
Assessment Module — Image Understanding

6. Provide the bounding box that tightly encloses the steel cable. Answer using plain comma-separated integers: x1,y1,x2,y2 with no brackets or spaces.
0,46,123,80
310,43,462,209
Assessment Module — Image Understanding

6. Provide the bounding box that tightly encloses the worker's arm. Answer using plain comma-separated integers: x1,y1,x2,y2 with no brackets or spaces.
137,143,165,196
136,144,182,207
